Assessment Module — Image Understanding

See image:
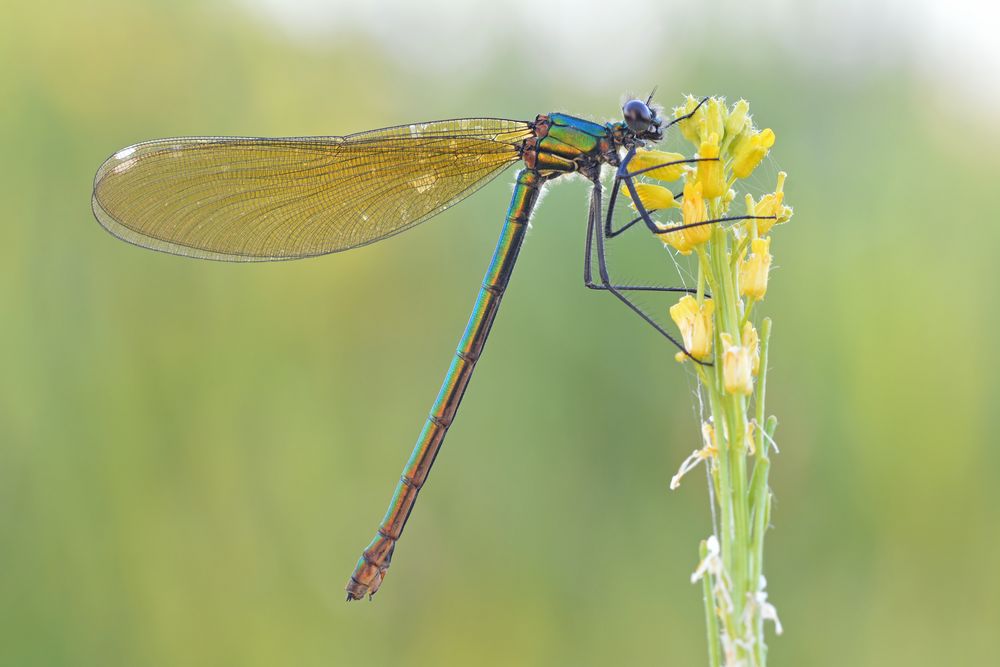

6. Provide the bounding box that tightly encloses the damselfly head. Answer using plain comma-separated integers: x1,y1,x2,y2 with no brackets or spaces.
622,98,663,141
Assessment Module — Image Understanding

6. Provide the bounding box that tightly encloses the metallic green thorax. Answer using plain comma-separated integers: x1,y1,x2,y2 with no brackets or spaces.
542,114,605,156
521,113,622,178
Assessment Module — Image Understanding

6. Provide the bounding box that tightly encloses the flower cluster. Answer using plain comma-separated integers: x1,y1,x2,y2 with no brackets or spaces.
626,95,792,371
634,96,793,667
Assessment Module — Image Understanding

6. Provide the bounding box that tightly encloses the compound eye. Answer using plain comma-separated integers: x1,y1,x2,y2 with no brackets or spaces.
623,99,653,132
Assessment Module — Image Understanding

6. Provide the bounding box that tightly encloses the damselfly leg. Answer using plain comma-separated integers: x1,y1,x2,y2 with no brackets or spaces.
613,146,777,239
583,178,702,360
589,151,776,362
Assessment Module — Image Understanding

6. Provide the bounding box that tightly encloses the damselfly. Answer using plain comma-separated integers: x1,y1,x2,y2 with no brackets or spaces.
92,94,769,601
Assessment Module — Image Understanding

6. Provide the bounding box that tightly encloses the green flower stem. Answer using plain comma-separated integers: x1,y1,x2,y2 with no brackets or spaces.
701,540,723,667
747,319,774,585
697,250,708,304
754,318,773,459
697,245,716,305
659,95,789,666
749,416,776,667
740,300,756,332
730,235,751,270
698,363,734,569
750,414,778,589
708,218,753,623
727,395,750,622
700,209,763,663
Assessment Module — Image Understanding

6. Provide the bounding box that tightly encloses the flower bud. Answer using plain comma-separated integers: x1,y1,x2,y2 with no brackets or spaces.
669,295,714,361
695,133,726,199
630,149,689,182
659,179,711,254
732,128,775,179
673,95,704,145
721,333,754,395
751,172,792,235
624,183,679,211
740,237,772,301
658,224,696,255
703,98,726,144
725,99,750,142
680,179,710,243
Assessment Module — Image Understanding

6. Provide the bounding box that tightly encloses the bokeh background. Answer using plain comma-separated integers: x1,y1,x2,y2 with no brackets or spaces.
3,0,999,665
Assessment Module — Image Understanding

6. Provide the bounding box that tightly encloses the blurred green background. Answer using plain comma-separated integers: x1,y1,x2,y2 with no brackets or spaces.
3,0,998,665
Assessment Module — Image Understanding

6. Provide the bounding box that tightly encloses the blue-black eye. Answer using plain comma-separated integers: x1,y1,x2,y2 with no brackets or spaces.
623,99,654,133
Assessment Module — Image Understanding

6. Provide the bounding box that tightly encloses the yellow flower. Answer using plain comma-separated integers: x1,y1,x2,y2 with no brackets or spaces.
630,149,689,182
695,133,726,199
703,98,725,145
669,295,714,361
721,332,754,395
673,96,727,151
681,179,711,245
673,95,705,145
623,183,679,211
658,180,710,254
753,192,782,234
732,128,775,179
725,99,750,142
740,237,772,300
657,224,696,255
752,172,793,235
721,333,754,395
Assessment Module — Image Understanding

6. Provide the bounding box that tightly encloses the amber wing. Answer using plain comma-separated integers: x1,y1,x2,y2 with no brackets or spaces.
92,118,532,261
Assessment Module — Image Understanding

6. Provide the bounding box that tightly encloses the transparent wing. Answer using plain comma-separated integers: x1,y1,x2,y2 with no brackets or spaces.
92,118,532,261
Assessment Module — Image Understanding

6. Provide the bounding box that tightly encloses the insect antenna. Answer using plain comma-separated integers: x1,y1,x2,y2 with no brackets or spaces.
661,96,710,132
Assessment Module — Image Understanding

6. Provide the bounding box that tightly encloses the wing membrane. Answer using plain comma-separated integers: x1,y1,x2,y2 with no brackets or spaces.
92,118,532,261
